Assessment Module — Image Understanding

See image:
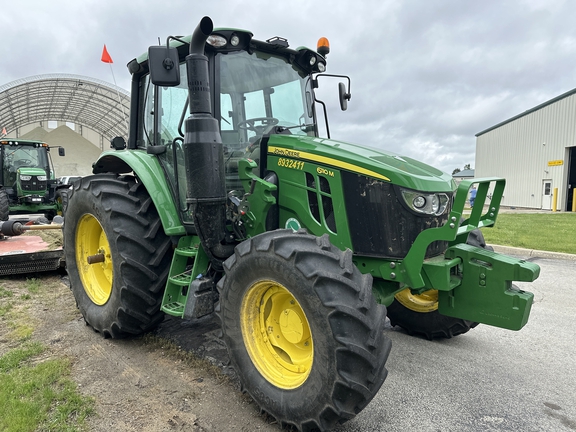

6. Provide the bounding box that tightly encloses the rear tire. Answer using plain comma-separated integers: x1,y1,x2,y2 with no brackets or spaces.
217,230,391,431
63,174,172,338
386,228,492,340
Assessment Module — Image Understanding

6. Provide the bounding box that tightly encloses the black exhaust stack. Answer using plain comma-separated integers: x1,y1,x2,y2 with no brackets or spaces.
183,17,229,259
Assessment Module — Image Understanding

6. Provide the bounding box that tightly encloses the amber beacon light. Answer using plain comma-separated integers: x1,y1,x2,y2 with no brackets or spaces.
317,37,330,56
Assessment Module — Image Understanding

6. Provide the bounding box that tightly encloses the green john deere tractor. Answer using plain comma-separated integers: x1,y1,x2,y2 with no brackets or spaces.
63,17,540,431
0,138,67,221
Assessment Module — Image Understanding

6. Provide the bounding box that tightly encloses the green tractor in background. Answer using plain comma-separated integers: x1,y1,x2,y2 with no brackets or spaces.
0,138,67,221
63,17,540,431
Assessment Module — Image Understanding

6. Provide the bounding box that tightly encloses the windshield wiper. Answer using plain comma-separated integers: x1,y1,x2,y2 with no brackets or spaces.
276,124,315,133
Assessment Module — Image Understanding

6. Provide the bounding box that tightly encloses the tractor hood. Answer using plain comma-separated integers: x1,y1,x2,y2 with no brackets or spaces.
266,134,455,192
18,167,47,177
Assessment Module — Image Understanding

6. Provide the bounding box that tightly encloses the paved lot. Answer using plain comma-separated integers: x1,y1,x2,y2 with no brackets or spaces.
336,256,576,432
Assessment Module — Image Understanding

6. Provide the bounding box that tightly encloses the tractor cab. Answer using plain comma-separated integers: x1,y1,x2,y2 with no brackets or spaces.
122,27,332,225
1,140,52,198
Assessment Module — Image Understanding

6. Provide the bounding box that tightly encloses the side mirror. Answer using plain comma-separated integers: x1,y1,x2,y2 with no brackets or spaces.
148,45,180,87
58,147,65,156
338,82,351,111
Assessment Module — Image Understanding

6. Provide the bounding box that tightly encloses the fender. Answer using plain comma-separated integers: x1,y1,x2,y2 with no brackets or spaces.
93,149,186,236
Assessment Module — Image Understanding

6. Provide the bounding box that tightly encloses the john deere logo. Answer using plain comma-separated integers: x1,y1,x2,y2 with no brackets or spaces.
285,218,301,231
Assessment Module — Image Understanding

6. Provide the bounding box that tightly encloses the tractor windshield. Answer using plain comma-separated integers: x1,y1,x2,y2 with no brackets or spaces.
218,50,315,149
2,144,49,186
151,49,315,148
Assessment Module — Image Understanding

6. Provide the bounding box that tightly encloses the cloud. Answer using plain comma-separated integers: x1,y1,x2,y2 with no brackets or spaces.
2,0,576,175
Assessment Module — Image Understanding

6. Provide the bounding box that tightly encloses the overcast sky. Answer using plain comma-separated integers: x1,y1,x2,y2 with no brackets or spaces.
1,0,575,174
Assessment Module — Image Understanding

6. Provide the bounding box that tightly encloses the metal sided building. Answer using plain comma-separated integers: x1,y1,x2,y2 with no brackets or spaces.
475,89,576,211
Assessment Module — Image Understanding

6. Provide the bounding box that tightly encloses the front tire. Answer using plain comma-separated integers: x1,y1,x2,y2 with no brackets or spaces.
63,174,173,338
217,230,391,431
386,289,477,339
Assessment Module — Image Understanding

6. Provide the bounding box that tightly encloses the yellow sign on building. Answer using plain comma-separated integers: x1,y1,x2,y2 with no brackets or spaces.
547,160,563,166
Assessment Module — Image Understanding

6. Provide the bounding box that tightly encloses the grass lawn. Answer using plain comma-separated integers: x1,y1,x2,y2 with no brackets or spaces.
481,212,576,255
0,342,94,432
0,278,94,432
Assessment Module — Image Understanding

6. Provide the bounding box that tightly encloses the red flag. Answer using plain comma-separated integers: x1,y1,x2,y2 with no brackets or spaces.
1,127,6,136
101,44,113,63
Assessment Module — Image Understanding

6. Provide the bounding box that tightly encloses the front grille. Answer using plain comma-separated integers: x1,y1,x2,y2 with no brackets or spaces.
342,171,451,259
21,176,47,191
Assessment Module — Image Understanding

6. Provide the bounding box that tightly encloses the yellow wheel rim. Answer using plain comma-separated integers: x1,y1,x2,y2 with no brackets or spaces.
395,288,438,313
56,195,63,216
241,280,313,389
75,214,113,305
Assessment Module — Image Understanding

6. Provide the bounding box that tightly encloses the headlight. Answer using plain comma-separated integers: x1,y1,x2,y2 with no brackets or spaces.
20,175,32,181
37,175,47,181
400,188,449,216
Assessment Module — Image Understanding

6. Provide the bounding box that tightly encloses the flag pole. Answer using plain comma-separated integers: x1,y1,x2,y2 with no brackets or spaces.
101,45,129,141
108,63,129,139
